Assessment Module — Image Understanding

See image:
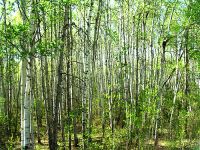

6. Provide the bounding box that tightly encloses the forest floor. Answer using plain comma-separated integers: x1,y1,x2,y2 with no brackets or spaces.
11,135,200,149
12,140,200,150
7,123,200,149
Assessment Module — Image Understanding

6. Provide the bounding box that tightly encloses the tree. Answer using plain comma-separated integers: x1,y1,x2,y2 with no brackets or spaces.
0,0,199,149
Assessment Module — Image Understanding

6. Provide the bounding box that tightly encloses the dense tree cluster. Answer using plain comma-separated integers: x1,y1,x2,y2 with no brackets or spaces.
0,0,200,149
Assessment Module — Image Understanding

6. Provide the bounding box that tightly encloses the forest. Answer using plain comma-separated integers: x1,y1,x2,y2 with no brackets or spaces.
0,0,200,149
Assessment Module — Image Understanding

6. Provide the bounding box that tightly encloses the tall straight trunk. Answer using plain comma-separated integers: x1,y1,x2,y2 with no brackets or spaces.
52,40,64,150
21,58,29,149
105,0,113,136
88,0,102,142
127,0,135,146
184,28,189,137
66,5,72,150
82,3,88,149
19,0,32,149
43,6,54,150
34,60,42,144
135,13,141,149
69,5,79,148
148,8,155,140
41,57,53,149
52,4,68,150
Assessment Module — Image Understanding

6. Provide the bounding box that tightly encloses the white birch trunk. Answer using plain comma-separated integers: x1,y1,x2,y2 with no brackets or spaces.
21,58,31,149
21,60,26,149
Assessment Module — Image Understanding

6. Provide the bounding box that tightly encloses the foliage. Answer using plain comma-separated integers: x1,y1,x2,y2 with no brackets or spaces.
0,0,200,149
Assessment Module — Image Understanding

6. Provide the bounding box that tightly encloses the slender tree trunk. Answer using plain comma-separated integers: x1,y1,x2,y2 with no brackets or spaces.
52,3,68,149
184,28,189,138
135,13,141,149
